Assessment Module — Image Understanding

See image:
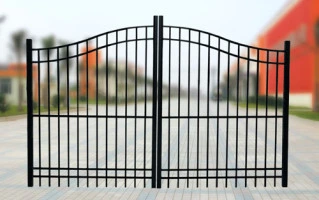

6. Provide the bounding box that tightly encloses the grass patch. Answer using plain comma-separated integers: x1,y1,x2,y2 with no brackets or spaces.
0,106,28,117
70,96,151,105
236,101,319,121
289,107,319,121
0,105,77,117
237,102,268,109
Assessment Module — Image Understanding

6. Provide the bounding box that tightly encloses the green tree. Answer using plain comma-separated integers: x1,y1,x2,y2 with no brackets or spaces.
10,30,27,111
41,35,55,108
59,40,73,107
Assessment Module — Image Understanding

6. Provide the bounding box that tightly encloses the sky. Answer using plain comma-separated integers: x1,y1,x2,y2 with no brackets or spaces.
0,0,290,93
1,0,289,63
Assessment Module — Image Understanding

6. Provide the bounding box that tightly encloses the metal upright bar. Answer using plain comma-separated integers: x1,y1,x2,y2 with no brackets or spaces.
274,51,279,186
115,30,119,187
255,49,260,187
95,38,99,187
264,50,269,187
105,35,109,187
196,31,201,188
177,27,181,188
151,16,158,188
282,41,290,187
67,45,70,187
37,49,41,186
167,26,171,188
47,49,51,187
157,15,163,188
216,38,221,187
134,28,137,187
57,47,61,187
76,44,80,187
245,47,250,187
86,40,89,187
125,29,128,187
27,39,33,187
187,29,191,188
225,41,230,187
206,36,211,188
235,44,240,187
143,27,148,187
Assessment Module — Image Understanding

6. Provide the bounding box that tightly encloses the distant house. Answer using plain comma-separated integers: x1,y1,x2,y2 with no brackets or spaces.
242,0,319,108
79,45,103,99
97,60,153,100
79,45,153,101
0,63,38,105
226,58,257,101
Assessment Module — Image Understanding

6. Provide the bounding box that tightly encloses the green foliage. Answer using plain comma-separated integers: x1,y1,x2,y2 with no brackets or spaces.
11,30,27,55
248,95,283,108
51,94,65,108
41,35,56,58
42,35,55,49
79,96,87,102
33,101,38,110
0,94,10,112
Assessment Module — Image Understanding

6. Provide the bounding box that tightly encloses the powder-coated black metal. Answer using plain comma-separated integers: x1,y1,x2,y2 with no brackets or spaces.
157,15,164,188
27,39,33,187
282,41,290,187
26,16,290,188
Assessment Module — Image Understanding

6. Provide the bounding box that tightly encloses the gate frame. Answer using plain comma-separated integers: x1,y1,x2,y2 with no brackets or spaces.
282,41,290,187
27,39,33,187
152,15,159,188
26,15,290,188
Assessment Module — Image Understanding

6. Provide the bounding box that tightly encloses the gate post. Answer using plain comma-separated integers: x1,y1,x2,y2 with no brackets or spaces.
282,40,290,187
152,16,158,188
26,39,33,187
157,15,163,189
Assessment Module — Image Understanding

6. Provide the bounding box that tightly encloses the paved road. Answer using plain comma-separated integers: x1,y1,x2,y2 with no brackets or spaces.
1,98,319,199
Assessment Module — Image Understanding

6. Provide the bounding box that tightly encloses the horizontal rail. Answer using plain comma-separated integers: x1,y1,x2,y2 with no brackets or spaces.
33,115,153,118
161,168,282,171
33,115,283,119
32,115,283,119
161,176,282,179
34,167,152,171
161,115,282,119
34,175,152,179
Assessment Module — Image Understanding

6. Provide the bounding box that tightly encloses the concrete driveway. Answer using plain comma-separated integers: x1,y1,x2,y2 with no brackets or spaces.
0,99,319,199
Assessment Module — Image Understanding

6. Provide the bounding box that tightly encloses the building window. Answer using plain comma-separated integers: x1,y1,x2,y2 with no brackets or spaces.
0,78,11,94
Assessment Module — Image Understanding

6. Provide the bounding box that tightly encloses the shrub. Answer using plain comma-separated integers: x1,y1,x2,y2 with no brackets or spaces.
79,96,87,102
51,94,65,108
33,101,38,110
0,94,10,112
248,95,283,108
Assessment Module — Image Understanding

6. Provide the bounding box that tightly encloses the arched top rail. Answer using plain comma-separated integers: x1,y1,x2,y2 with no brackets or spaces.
32,38,153,63
31,25,153,51
162,38,285,65
164,25,285,53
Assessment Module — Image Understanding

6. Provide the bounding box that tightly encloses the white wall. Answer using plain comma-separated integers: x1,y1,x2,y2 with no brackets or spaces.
2,77,27,105
289,93,312,108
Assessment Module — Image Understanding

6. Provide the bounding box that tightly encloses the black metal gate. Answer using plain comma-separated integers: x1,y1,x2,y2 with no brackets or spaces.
27,16,290,188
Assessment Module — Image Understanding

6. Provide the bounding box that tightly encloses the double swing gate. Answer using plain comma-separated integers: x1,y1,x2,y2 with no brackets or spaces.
27,16,290,188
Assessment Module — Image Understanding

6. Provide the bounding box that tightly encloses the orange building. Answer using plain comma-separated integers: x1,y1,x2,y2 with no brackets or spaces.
255,0,319,108
79,45,102,99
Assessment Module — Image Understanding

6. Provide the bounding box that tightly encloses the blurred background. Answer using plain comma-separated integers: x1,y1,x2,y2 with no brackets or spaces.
1,0,319,117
